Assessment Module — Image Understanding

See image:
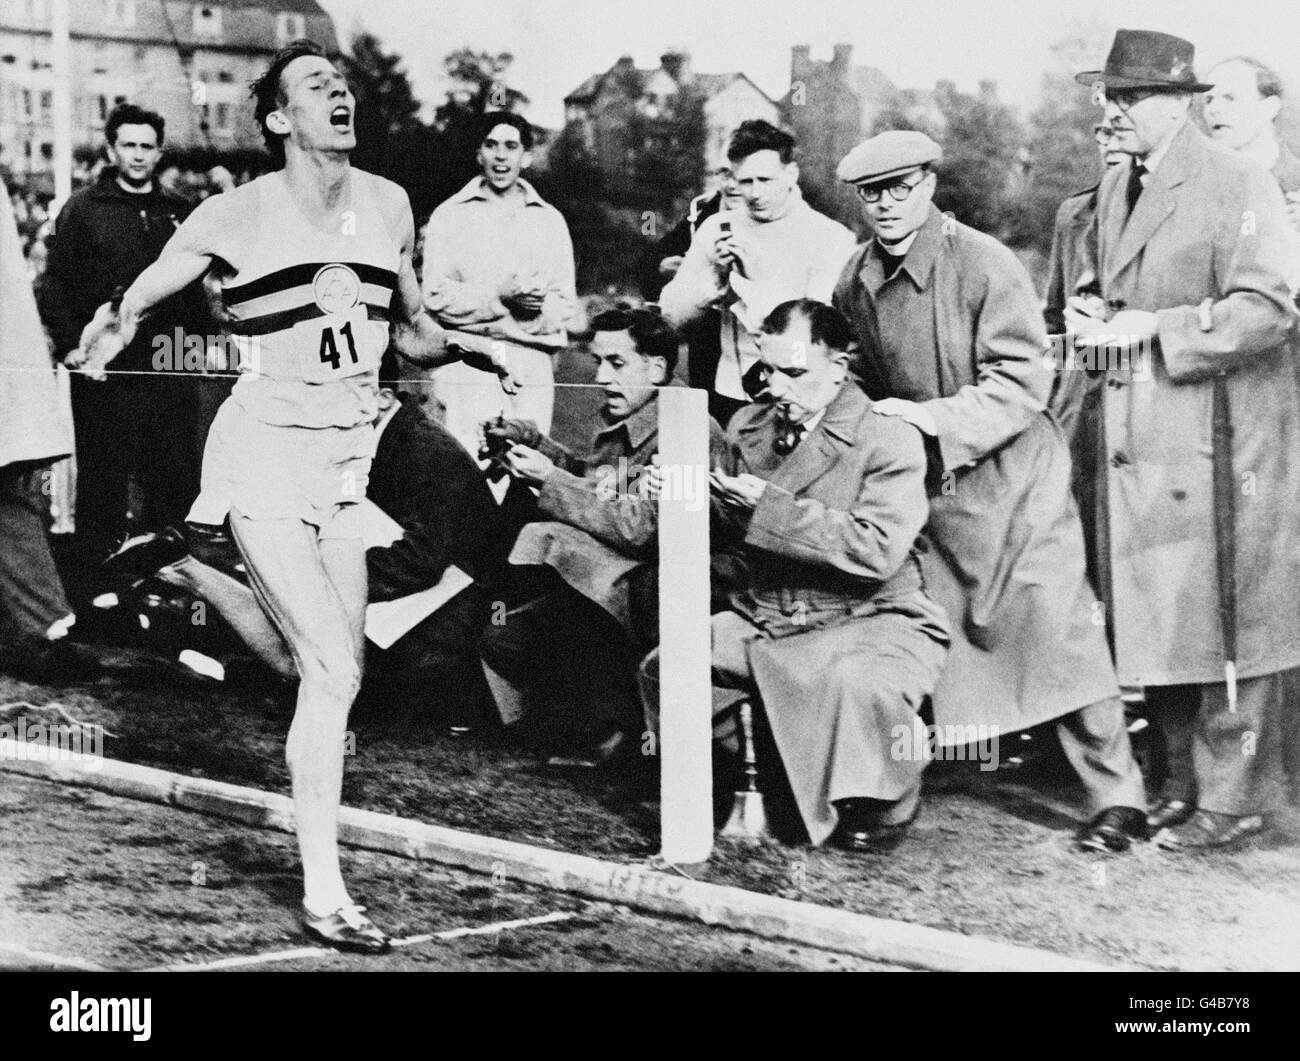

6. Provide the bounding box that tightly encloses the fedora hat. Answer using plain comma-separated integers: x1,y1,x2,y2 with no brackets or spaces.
1075,29,1212,93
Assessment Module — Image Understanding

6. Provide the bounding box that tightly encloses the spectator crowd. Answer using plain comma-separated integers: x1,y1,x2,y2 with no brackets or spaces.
3,27,1300,872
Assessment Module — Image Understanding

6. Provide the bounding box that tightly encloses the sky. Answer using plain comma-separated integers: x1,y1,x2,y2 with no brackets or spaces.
316,0,1300,128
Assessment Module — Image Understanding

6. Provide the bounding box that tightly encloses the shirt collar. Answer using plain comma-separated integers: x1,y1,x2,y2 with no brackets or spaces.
595,391,660,452
1139,119,1186,176
451,175,545,206
861,206,944,293
798,407,826,435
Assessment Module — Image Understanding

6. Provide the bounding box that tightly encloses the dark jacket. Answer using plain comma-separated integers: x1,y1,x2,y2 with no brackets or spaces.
38,168,202,370
366,395,511,601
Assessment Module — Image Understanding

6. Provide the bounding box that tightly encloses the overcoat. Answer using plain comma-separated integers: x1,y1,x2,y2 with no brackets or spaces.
713,383,949,844
0,179,71,469
834,207,1121,739
1043,186,1109,597
1093,122,1300,684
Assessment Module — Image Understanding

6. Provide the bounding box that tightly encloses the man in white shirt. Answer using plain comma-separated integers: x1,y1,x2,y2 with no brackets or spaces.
422,112,576,463
660,120,857,426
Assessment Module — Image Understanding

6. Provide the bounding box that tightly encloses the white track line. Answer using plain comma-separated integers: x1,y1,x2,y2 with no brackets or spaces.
0,942,110,972
142,911,579,971
396,910,577,946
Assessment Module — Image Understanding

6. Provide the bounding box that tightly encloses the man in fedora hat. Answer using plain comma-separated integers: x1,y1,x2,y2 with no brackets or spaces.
831,129,1148,855
1068,29,1300,850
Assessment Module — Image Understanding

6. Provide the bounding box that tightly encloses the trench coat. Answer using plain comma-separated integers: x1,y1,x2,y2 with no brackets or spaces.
1043,186,1109,598
1093,121,1300,685
833,207,1121,740
1,179,71,470
711,382,950,844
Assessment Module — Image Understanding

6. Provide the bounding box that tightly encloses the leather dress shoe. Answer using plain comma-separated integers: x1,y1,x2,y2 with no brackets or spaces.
830,799,919,855
302,902,392,955
1146,797,1195,832
102,527,191,588
1078,805,1149,853
1154,809,1265,852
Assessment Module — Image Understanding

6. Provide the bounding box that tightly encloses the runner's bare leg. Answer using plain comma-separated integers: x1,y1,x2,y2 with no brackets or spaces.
227,509,366,916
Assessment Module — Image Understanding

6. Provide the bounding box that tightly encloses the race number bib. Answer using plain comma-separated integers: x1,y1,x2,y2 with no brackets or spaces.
292,306,378,382
290,264,381,382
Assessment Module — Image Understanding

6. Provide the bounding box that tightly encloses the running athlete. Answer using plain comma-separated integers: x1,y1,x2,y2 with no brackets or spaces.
78,40,512,954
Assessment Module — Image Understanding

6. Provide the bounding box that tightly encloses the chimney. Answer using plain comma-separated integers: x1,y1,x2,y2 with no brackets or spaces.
661,49,692,84
792,44,811,81
831,43,852,72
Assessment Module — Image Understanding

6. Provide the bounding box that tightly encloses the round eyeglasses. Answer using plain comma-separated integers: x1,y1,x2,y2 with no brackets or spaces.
855,174,928,204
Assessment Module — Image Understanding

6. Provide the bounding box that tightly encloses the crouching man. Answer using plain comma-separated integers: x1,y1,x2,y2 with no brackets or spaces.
479,307,727,763
642,300,950,852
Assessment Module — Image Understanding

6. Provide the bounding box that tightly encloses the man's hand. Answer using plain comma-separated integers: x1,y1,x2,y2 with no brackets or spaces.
708,232,739,275
709,467,766,510
501,271,548,316
872,397,938,436
503,443,556,485
710,232,755,279
478,417,541,460
1066,306,1158,347
74,300,135,381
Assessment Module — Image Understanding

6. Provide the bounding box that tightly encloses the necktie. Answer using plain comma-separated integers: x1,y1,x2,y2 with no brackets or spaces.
774,420,806,456
1126,160,1147,217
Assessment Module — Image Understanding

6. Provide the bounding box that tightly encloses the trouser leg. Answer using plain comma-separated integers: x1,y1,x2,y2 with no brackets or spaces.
133,378,200,532
1145,683,1198,804
1280,668,1300,800
1192,673,1284,817
1055,695,1147,816
66,376,131,600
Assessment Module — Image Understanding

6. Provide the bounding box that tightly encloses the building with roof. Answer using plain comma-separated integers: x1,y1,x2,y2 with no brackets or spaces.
563,49,780,186
0,0,338,180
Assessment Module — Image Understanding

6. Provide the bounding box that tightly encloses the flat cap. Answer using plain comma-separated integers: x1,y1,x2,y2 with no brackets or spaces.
837,130,942,185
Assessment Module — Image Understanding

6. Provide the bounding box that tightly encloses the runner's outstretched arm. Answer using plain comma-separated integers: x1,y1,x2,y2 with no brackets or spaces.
73,197,225,377
383,191,518,394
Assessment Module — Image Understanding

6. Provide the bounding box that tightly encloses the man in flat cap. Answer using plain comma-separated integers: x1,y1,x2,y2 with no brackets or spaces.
832,129,1148,854
1067,30,1300,849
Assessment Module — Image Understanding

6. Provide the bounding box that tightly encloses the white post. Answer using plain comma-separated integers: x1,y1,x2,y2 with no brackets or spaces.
50,0,73,209
656,386,713,864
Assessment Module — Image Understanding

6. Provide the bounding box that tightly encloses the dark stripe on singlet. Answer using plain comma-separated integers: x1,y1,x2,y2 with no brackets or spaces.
221,261,399,307
228,303,392,336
